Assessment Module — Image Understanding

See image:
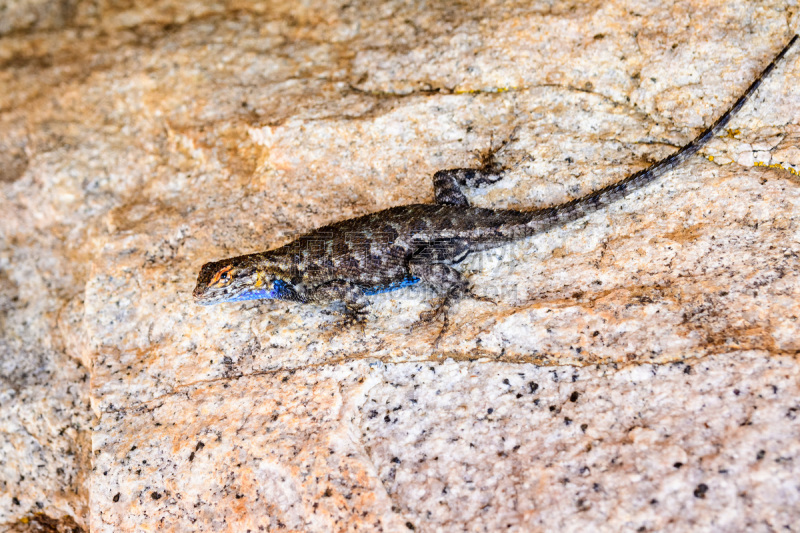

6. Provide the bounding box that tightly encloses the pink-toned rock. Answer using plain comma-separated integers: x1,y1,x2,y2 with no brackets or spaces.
1,0,799,531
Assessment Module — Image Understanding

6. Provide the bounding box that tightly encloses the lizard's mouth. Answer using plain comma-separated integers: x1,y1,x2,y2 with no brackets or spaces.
192,281,259,305
192,284,216,304
194,293,227,306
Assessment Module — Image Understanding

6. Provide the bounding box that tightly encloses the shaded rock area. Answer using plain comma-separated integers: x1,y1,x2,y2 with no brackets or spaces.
1,0,799,531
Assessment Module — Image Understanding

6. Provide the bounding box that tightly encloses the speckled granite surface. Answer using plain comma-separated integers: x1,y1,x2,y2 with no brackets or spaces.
91,353,800,532
1,0,799,531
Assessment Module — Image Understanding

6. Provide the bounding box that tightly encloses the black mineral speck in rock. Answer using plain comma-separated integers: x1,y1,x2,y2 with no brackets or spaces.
694,483,708,499
151,491,162,500
113,493,120,502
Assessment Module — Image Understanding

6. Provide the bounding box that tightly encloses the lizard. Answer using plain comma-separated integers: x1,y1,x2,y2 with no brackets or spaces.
193,35,798,334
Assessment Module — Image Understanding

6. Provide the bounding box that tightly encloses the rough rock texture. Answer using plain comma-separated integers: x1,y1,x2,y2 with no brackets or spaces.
1,0,799,531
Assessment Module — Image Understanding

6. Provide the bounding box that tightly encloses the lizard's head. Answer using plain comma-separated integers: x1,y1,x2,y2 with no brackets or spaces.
192,257,299,305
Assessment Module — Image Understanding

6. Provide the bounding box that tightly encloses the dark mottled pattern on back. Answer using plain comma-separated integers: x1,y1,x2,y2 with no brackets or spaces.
262,204,533,288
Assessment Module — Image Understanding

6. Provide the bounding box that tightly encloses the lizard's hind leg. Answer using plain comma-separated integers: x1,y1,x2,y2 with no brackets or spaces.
409,261,494,347
431,133,515,206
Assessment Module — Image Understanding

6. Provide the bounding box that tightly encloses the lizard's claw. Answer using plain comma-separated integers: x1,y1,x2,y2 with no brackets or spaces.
417,297,449,324
341,308,368,330
338,305,369,334
321,305,368,334
457,286,497,306
473,128,519,172
410,297,451,349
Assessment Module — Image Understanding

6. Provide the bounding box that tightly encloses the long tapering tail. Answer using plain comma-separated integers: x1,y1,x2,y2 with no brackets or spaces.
524,34,798,232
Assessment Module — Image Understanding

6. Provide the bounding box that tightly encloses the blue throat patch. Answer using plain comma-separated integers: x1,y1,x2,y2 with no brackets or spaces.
228,279,297,302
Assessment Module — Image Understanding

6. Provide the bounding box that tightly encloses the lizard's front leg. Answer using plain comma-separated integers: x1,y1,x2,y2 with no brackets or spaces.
306,280,369,322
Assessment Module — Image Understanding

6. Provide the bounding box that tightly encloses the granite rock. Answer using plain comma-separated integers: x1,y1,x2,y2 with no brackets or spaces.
1,0,799,531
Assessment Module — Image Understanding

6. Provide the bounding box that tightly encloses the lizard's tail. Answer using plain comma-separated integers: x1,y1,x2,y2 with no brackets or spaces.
522,34,798,234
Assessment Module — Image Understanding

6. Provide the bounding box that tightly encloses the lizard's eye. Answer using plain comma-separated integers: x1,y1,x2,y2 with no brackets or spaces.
210,266,234,287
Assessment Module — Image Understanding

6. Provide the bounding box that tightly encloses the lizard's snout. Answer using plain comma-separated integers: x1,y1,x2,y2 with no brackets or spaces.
192,282,207,301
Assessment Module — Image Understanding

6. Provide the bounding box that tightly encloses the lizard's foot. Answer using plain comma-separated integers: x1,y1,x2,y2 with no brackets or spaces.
412,285,496,348
407,260,495,346
342,309,367,329
321,305,368,334
417,297,449,323
414,284,491,345
411,297,452,349
458,285,497,306
342,305,370,333
432,130,518,207
431,311,450,350
473,128,519,173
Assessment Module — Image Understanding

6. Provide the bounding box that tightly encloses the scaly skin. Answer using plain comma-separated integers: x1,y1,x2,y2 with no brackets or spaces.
194,35,798,319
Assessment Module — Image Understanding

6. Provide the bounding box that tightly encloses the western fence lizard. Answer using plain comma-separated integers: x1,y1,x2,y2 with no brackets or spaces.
194,35,798,329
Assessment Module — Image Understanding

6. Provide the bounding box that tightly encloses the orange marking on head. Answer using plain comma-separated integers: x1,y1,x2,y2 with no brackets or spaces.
209,265,233,286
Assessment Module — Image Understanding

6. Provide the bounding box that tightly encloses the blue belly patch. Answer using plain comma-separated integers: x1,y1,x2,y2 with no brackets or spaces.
363,276,420,296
